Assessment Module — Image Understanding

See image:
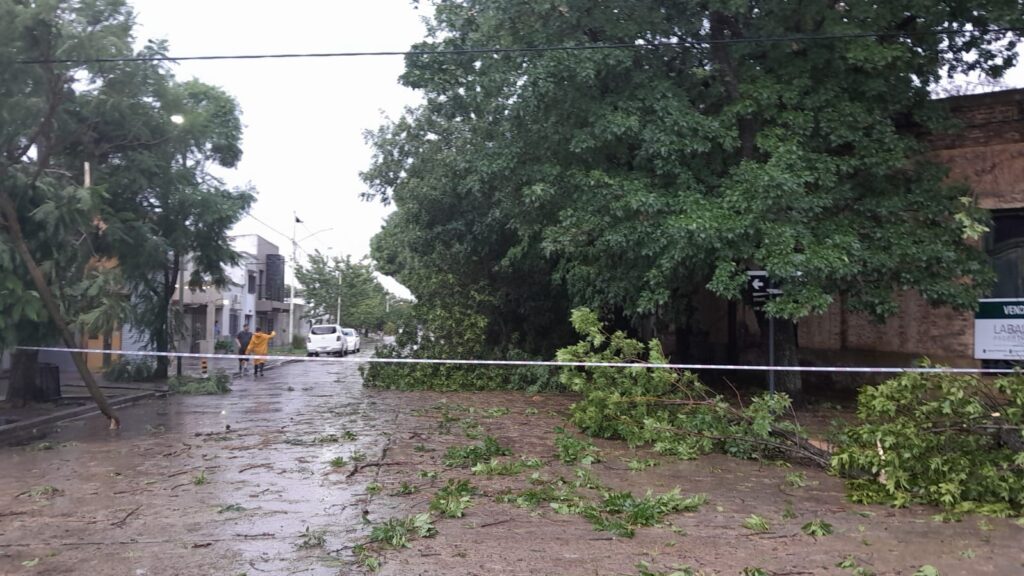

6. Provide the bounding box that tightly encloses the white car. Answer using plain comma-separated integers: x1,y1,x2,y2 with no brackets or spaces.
307,324,346,356
341,328,361,354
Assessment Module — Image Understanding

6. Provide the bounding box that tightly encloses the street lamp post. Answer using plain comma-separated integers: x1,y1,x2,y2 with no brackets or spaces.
288,217,333,345
171,112,185,376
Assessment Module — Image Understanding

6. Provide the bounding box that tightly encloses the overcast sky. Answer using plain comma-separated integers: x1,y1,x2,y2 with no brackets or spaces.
129,2,1024,300
131,0,429,298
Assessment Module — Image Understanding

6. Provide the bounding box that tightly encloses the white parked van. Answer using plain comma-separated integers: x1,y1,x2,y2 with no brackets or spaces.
306,324,346,356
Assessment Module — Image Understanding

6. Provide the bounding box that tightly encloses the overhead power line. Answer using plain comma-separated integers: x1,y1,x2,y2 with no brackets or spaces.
16,27,1024,65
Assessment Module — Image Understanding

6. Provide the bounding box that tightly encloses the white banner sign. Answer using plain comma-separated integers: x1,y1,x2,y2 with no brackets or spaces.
974,299,1024,360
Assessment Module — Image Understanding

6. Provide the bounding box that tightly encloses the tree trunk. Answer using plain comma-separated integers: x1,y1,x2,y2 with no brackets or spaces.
8,349,38,408
152,303,169,379
153,254,181,380
727,300,738,363
0,188,120,427
773,318,801,396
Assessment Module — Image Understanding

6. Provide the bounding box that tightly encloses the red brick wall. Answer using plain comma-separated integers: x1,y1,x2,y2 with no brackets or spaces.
798,89,1024,365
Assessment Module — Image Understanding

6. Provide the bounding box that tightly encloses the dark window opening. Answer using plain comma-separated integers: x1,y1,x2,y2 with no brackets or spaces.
987,209,1024,298
990,211,1024,247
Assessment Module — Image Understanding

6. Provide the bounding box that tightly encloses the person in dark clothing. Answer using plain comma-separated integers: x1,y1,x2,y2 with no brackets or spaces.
236,324,253,375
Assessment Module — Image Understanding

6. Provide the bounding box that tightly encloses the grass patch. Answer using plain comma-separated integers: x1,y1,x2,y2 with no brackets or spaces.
626,458,659,472
169,372,231,395
442,436,511,468
555,428,602,465
785,471,807,488
429,479,475,518
782,501,797,519
496,480,705,538
801,519,834,538
368,513,436,548
298,526,326,549
742,514,771,533
471,456,544,476
354,543,381,571
20,485,60,499
580,489,706,536
496,480,583,509
460,418,484,439
390,482,418,496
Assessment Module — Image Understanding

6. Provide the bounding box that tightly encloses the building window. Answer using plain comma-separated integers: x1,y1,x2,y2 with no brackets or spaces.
987,209,1024,298
247,274,256,294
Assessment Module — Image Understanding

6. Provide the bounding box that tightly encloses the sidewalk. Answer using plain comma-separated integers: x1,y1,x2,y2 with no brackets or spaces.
0,355,298,440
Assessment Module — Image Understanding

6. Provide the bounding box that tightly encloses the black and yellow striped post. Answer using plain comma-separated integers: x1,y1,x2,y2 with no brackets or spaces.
200,359,208,378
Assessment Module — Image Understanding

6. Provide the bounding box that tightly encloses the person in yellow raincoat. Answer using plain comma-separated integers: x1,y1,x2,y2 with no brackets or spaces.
245,327,276,376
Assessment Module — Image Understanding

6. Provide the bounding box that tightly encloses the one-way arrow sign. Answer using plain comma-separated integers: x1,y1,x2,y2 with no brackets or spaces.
745,270,781,308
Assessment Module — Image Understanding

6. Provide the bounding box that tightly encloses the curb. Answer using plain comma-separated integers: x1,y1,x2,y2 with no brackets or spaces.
0,391,156,439
229,357,302,379
269,358,303,370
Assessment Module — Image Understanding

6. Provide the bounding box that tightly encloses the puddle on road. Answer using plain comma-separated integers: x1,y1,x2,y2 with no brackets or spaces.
0,361,383,576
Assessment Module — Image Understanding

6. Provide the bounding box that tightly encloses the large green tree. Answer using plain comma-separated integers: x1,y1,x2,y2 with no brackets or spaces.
364,0,1022,393
0,0,145,421
2,0,252,418
86,72,254,379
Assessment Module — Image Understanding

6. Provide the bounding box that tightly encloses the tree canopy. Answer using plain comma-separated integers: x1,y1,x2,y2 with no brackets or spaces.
1,0,253,396
295,251,408,333
363,0,1022,379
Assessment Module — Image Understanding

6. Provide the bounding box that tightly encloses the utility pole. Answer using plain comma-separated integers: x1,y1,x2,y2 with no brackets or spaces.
768,316,775,394
177,265,184,376
289,222,331,335
335,268,342,324
289,212,297,346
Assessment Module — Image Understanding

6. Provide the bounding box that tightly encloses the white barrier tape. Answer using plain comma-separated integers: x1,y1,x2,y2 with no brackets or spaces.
14,345,1021,374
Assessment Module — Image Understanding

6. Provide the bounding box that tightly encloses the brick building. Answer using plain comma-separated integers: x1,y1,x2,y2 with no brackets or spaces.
697,89,1024,374
799,89,1024,368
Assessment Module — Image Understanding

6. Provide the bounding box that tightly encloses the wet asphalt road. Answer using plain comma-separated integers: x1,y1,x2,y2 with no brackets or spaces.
0,354,385,576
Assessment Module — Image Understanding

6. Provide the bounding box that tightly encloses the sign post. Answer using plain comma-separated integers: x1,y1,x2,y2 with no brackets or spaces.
746,271,782,394
974,299,1024,360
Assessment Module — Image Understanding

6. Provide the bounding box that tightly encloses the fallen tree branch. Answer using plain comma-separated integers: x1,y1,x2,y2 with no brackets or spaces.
666,425,833,469
111,505,142,527
478,517,513,528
